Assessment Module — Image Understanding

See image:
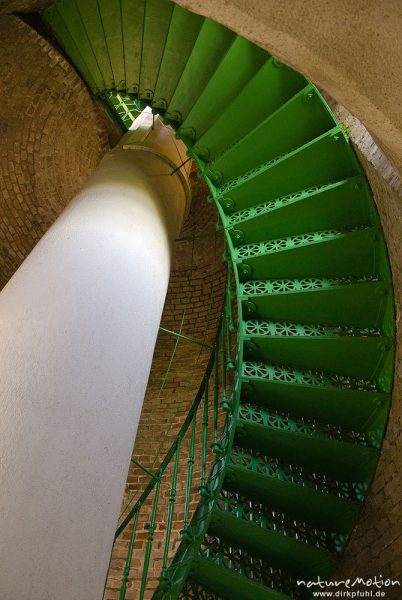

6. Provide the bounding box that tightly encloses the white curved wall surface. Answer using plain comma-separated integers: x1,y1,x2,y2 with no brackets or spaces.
0,126,189,599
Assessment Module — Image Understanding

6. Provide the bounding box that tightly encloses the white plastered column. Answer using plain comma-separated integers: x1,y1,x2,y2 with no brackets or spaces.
0,118,190,600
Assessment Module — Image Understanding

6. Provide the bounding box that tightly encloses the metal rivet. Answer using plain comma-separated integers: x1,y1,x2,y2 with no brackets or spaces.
232,229,244,244
239,263,252,278
222,198,235,212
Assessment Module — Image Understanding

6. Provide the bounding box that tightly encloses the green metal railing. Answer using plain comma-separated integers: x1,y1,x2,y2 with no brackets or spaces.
104,276,235,600
42,2,396,596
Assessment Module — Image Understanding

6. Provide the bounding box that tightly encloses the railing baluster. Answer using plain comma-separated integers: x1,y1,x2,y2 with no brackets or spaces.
119,509,140,600
211,338,221,454
161,439,181,585
226,267,235,333
139,477,161,600
226,270,235,369
181,413,197,541
104,309,227,597
199,380,209,497
220,310,231,411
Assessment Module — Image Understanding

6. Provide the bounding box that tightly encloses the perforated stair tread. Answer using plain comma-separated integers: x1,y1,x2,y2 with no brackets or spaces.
234,226,383,281
189,557,292,600
209,509,336,579
205,84,336,184
226,177,373,243
242,319,391,380
224,463,361,534
213,127,361,210
240,360,388,432
234,419,377,482
241,277,391,329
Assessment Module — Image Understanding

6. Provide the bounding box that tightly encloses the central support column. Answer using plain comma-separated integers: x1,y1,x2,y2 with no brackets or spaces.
0,119,190,599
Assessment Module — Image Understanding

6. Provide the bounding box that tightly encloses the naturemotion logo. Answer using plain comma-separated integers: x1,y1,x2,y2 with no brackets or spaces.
297,575,400,598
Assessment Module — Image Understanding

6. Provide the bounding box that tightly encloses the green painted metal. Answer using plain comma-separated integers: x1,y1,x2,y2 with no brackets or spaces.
164,19,235,125
159,326,212,348
188,557,290,600
191,56,305,161
104,92,143,129
209,509,336,578
121,0,145,94
177,36,267,142
152,5,203,110
42,1,396,598
139,0,174,101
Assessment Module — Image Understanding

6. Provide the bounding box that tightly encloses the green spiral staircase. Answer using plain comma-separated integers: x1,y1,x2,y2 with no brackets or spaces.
41,1,395,598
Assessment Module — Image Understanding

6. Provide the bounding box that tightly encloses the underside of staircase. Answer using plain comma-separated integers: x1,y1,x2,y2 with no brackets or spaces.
41,1,395,598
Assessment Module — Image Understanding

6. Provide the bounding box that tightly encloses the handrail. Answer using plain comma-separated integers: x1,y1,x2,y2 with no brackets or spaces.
104,279,235,599
115,315,221,538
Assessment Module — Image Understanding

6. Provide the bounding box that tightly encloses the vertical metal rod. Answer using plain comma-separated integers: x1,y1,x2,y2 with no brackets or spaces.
161,439,181,574
200,381,209,491
220,310,229,410
119,510,140,600
139,478,161,600
183,414,197,531
226,269,235,368
226,266,234,332
212,337,220,452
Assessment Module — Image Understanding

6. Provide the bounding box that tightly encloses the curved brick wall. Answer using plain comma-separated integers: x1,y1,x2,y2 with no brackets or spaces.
0,14,111,289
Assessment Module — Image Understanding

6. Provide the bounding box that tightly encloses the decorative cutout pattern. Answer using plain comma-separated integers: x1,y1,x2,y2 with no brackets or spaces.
235,229,344,259
243,319,381,338
217,489,346,553
227,182,338,225
242,361,378,392
239,402,368,446
217,153,288,196
241,275,378,296
180,581,222,599
199,534,304,599
229,446,368,501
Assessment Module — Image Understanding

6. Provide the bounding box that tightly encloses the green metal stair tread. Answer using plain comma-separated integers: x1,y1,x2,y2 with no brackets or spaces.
121,0,145,94
226,177,373,243
234,419,377,482
216,487,346,555
214,127,361,212
242,329,392,380
238,402,371,449
234,226,382,281
177,36,267,142
208,509,336,579
191,58,306,162
206,84,336,185
241,375,389,432
189,556,291,600
43,0,107,92
151,4,204,109
138,0,174,101
164,19,235,123
224,464,360,534
241,277,390,329
97,0,126,90
43,3,100,93
69,0,117,90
